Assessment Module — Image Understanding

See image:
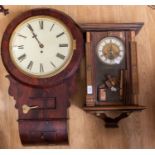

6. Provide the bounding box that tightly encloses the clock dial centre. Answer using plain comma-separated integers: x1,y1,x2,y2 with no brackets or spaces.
103,43,120,60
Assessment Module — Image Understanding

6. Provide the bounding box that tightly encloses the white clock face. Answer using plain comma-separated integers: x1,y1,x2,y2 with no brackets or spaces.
9,16,73,78
97,37,125,65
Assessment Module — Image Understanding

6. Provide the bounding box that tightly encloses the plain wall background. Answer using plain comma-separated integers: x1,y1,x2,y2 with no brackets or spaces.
0,5,155,148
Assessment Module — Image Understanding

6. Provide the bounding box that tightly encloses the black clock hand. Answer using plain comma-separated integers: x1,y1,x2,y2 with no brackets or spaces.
32,33,44,48
27,24,44,48
108,41,114,60
110,40,112,51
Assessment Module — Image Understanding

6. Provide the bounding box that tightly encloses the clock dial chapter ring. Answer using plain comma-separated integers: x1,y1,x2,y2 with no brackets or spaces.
97,37,125,65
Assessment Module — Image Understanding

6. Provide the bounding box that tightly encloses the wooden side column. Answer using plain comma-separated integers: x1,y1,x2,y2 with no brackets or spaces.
86,32,95,106
130,31,139,105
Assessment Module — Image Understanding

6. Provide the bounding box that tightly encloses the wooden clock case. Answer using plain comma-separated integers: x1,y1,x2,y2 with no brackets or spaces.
80,23,146,127
1,8,83,144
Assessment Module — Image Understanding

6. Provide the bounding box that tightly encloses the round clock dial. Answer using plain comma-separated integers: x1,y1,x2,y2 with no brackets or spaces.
9,16,73,78
97,37,125,65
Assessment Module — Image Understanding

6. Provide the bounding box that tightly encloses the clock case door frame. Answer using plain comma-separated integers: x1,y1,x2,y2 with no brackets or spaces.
89,31,127,105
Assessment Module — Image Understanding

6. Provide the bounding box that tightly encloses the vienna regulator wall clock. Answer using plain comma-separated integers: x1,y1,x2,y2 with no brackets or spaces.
80,23,146,127
1,8,83,144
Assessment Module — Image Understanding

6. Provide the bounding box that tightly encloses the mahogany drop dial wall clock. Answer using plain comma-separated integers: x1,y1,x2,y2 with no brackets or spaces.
80,23,146,127
1,9,83,144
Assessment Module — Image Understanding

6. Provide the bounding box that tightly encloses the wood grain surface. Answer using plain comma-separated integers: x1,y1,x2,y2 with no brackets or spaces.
0,5,155,149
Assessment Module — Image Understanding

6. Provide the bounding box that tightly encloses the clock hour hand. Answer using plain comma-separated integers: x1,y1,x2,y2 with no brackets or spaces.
108,44,113,60
27,24,44,48
110,40,112,51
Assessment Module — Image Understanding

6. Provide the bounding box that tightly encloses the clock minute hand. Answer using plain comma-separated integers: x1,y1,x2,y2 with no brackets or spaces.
27,24,44,48
32,33,44,48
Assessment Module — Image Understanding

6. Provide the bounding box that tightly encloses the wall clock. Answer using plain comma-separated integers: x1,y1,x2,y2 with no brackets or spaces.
1,8,83,144
80,23,146,127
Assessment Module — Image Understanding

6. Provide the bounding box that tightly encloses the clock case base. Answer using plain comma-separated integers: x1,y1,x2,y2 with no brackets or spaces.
80,23,146,128
84,105,145,128
7,75,77,144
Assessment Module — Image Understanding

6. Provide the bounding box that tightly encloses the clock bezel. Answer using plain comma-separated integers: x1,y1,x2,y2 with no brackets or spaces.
9,15,74,78
1,8,83,87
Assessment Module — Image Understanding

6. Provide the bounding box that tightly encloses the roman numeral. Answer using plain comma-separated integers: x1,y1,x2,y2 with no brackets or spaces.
18,45,24,49
27,61,33,70
50,61,56,68
18,54,26,62
27,23,33,31
56,53,65,60
50,24,55,31
59,44,68,47
39,21,44,30
18,34,27,39
40,63,44,72
56,32,64,38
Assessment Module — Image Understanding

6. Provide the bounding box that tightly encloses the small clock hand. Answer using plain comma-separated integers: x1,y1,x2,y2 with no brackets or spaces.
109,51,114,59
27,24,44,48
